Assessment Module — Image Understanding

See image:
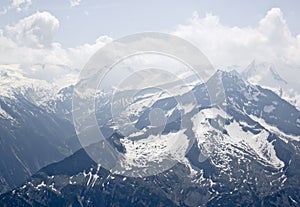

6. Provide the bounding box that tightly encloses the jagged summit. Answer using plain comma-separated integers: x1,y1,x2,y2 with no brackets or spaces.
241,60,299,109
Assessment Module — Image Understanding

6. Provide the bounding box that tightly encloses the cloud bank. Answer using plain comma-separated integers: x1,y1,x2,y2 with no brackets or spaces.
173,8,300,69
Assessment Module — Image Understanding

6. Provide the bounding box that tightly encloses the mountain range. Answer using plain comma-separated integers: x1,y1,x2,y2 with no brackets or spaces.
0,66,299,206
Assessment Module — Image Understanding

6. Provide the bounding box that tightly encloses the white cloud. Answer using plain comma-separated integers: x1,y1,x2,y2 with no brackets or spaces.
1,0,32,14
172,8,300,69
69,0,82,7
0,11,112,84
4,11,59,48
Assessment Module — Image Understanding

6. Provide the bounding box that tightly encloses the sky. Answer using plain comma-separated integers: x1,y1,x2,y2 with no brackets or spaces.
0,0,300,77
1,0,300,47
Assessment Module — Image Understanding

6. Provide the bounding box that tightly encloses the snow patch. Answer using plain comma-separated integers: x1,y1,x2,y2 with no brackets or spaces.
121,129,189,170
225,121,284,168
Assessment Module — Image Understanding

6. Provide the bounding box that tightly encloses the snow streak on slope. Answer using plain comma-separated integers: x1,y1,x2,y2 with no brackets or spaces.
248,114,300,142
0,104,13,120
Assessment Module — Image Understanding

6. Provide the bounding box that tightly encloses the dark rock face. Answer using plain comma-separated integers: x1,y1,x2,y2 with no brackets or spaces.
0,71,299,206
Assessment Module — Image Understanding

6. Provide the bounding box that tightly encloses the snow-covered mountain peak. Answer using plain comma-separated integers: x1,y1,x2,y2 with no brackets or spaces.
242,60,286,84
241,60,300,109
0,64,75,107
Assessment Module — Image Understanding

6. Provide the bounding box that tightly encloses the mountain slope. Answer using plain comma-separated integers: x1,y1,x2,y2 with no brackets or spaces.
0,66,80,194
1,70,299,206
